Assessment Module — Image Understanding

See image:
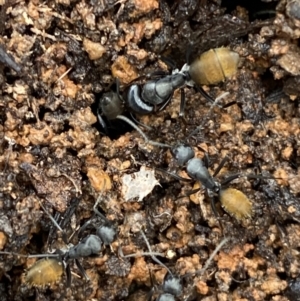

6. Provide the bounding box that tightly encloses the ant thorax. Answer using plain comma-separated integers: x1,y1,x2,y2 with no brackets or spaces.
212,181,222,194
58,243,74,255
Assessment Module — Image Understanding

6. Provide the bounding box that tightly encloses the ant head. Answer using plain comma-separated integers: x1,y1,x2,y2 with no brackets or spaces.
162,273,182,297
99,91,123,120
156,293,176,301
171,144,194,166
96,222,118,246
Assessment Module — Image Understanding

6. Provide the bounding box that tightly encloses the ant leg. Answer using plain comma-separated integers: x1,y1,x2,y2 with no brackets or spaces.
39,202,63,233
252,164,262,189
66,263,72,288
57,264,71,301
213,156,229,177
0,250,59,259
77,219,93,239
60,197,81,230
156,168,203,204
118,249,165,258
155,168,192,182
28,253,59,259
179,88,185,118
202,152,210,169
74,259,91,301
75,259,90,281
187,92,229,139
182,187,201,197
245,173,276,181
0,44,22,73
222,100,236,108
210,196,224,235
116,115,171,148
46,211,61,249
158,94,173,112
198,86,234,109
159,56,177,70
174,187,202,204
197,85,215,104
147,269,156,301
0,251,60,259
210,195,219,218
220,170,277,188
115,77,126,103
97,111,109,134
220,174,240,186
92,181,117,247
118,231,168,269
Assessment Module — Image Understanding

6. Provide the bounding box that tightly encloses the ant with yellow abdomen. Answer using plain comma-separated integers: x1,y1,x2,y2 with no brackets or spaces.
0,197,118,301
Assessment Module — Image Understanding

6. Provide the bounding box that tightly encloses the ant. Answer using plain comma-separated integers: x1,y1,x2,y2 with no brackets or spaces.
159,142,259,223
120,229,228,300
98,79,230,148
165,139,281,225
98,88,171,148
125,48,239,118
0,197,117,300
77,186,118,250
97,47,239,145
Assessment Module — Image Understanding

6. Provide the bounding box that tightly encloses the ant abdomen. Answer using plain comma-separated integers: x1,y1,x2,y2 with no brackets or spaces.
219,188,252,220
189,48,240,86
25,258,64,286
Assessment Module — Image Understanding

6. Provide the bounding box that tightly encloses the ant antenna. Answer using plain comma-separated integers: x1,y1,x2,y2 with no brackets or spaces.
118,229,171,274
187,91,229,139
39,201,69,244
39,202,64,233
118,247,164,259
0,251,59,259
93,179,109,222
139,229,173,276
183,237,229,279
115,115,171,148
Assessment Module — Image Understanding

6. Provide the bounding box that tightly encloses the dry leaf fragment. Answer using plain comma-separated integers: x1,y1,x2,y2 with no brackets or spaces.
121,166,160,201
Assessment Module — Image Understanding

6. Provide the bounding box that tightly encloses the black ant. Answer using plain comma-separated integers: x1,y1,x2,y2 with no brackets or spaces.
97,47,239,145
98,77,230,148
77,186,118,250
98,88,171,148
0,197,117,300
164,142,256,222
124,48,239,118
165,140,282,225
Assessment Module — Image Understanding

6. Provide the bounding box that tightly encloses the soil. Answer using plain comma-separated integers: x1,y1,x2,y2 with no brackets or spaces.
0,0,299,300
